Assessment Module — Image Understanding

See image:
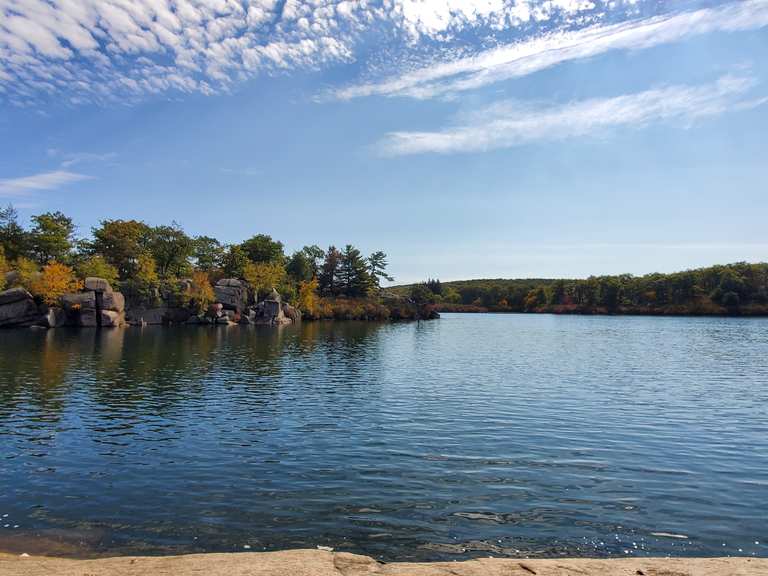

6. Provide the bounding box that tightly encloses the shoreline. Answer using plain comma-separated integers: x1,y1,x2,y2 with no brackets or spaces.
1,550,765,575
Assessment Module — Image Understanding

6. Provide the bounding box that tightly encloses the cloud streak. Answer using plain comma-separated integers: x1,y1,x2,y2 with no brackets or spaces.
378,74,767,155
0,170,93,197
333,0,768,101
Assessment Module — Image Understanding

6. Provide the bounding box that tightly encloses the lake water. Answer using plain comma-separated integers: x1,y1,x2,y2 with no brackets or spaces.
0,314,766,560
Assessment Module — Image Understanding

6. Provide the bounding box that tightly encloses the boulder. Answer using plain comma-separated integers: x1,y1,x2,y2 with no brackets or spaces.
282,303,301,323
102,291,125,313
0,287,33,306
62,291,96,311
207,303,224,318
214,284,248,312
84,277,113,293
100,310,124,327
216,278,243,288
215,316,234,325
79,308,98,327
0,294,40,328
126,307,168,325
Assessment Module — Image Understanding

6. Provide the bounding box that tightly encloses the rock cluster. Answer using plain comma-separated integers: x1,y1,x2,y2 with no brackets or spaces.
1,276,301,330
0,276,126,329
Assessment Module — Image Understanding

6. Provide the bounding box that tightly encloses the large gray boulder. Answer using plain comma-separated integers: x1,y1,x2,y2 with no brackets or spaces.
0,287,32,306
84,277,113,293
62,291,96,311
0,288,40,327
100,310,124,327
102,291,125,313
214,278,248,312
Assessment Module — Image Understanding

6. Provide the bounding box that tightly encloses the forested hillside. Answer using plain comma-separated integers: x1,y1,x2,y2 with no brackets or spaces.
395,263,768,316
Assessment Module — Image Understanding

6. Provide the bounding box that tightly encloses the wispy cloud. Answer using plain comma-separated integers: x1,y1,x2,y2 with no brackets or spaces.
333,0,768,101
1,0,724,106
378,74,767,155
0,170,93,197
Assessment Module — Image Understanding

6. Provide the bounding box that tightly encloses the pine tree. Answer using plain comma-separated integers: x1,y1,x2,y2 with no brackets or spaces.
318,245,341,296
368,251,394,288
341,244,373,297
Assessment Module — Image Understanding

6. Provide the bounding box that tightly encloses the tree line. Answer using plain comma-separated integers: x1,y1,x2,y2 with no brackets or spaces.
0,205,394,316
403,262,768,315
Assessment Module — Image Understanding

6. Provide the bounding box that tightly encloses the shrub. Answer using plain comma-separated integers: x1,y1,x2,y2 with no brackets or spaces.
0,246,7,290
297,278,319,317
28,261,82,306
188,271,215,315
76,255,119,285
11,256,39,289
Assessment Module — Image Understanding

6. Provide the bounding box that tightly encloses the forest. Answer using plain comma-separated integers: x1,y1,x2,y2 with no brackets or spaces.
399,263,768,316
0,205,418,321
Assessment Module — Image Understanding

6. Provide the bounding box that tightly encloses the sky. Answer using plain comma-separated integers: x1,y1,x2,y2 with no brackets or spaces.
0,0,767,284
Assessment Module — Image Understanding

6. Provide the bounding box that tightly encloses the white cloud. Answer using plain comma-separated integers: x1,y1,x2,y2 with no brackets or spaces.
333,0,768,101
0,0,706,105
378,74,767,155
0,170,93,197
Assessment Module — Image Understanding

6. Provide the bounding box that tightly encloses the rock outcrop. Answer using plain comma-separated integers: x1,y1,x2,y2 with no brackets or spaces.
214,278,248,312
0,288,40,328
252,288,293,325
62,277,126,328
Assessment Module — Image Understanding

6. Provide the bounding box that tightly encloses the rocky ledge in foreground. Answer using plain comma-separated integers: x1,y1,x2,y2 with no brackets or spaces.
0,550,764,576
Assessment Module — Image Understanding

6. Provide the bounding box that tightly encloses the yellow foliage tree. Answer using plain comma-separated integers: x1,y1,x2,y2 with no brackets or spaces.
28,261,83,306
243,261,286,297
297,278,319,316
0,246,7,290
12,256,40,289
188,270,215,314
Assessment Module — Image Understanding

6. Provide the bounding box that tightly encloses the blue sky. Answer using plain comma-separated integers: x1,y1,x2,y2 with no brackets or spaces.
1,0,767,283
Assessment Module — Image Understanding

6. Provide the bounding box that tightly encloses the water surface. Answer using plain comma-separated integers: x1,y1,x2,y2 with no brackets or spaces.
0,314,766,560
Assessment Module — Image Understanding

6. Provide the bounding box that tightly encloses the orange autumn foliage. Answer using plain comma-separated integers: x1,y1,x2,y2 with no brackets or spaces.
28,261,83,306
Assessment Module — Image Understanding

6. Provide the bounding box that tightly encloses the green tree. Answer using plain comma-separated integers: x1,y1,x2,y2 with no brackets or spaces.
301,245,325,277
368,251,394,288
318,245,342,296
76,255,119,285
410,283,434,305
28,211,75,264
286,250,314,283
0,204,28,261
241,234,285,264
340,244,373,297
149,222,193,278
193,236,225,272
92,219,152,279
222,245,249,279
0,245,7,290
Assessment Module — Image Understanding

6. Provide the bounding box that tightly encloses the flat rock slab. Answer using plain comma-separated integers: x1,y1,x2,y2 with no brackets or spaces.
0,551,765,576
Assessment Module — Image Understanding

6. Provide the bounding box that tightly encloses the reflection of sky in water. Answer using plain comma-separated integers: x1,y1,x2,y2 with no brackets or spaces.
0,316,767,561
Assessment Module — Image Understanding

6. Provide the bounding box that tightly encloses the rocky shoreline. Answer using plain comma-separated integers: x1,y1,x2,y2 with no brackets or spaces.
0,276,302,329
0,550,765,576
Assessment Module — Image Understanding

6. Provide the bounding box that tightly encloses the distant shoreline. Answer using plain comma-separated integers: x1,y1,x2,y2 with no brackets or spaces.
1,550,765,576
434,304,768,317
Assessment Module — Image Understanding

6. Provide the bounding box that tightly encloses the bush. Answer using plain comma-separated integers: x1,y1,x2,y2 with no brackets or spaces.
187,271,215,315
76,255,119,285
0,246,7,290
28,261,82,306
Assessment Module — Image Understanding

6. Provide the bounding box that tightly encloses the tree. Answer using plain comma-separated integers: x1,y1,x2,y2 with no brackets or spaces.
243,261,286,298
28,211,75,264
149,222,193,278
368,251,393,288
187,270,215,315
241,234,285,264
10,256,38,289
318,245,342,296
297,277,319,317
340,244,373,297
286,250,314,283
28,262,82,306
193,236,225,272
222,244,249,279
301,245,325,277
0,204,28,261
76,255,119,285
126,253,160,304
0,246,7,290
410,283,434,305
92,219,152,279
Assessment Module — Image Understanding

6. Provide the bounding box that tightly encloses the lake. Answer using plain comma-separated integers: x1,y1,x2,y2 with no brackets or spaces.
0,314,766,560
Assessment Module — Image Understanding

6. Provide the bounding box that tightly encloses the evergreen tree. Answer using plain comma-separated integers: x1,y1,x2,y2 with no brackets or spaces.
318,245,342,296
340,244,373,297
0,204,28,261
368,251,394,288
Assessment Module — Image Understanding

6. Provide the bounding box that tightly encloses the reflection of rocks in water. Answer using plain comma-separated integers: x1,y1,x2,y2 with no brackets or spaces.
0,527,109,558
